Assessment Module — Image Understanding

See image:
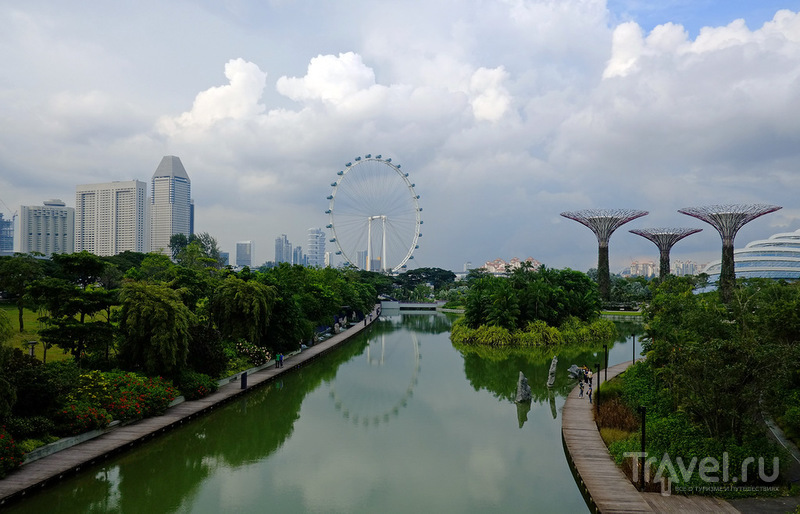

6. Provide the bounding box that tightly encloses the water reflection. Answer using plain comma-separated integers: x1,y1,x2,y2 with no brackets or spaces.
5,313,638,514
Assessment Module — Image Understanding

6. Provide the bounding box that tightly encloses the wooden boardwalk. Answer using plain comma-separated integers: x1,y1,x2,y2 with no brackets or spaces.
562,360,739,513
0,307,381,507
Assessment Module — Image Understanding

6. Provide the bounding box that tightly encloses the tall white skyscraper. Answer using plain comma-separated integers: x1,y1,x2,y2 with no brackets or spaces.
150,156,192,255
19,199,75,256
236,241,253,268
0,213,13,256
307,228,326,267
75,180,147,256
275,234,292,264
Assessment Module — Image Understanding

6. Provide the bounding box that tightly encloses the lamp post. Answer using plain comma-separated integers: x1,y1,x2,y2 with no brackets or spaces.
27,340,38,358
595,362,601,409
603,344,608,383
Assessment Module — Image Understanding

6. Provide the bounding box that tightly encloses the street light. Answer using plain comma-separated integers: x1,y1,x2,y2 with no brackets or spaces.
595,363,601,409
26,340,38,358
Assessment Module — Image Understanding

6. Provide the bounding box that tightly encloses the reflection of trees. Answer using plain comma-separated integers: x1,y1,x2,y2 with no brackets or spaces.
93,332,375,512
612,319,644,343
454,341,611,402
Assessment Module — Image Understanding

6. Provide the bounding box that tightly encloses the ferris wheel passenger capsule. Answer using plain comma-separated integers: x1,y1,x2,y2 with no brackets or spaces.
365,154,371,158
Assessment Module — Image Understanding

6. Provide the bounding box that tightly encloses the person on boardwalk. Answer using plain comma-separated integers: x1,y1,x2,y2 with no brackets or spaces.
587,384,593,404
578,381,584,398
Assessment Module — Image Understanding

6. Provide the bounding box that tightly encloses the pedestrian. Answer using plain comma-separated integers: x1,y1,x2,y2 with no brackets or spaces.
586,369,593,384
578,381,584,398
588,384,593,404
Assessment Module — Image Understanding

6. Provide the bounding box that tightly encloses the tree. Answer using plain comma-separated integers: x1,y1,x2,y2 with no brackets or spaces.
0,253,43,331
210,276,277,346
169,233,189,261
119,281,193,377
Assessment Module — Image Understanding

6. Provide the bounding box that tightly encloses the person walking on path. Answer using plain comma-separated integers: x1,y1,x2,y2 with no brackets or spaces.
587,384,593,404
579,381,584,398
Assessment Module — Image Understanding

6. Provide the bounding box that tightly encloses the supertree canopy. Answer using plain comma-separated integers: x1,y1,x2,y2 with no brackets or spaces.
678,204,781,302
629,227,702,280
560,208,648,301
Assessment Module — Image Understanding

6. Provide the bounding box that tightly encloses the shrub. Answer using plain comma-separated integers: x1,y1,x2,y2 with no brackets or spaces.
67,370,116,410
11,359,80,417
235,340,271,367
596,397,639,432
54,402,111,436
0,426,23,478
5,416,56,440
187,325,228,378
178,371,219,400
105,372,178,419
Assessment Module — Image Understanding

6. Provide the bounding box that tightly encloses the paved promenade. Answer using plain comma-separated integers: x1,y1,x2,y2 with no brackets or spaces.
0,307,381,507
562,360,739,513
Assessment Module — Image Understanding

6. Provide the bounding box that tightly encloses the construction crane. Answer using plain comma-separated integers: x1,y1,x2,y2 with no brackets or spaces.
0,196,17,223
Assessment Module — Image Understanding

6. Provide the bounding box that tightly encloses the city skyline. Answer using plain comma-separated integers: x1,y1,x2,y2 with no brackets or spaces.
1,2,799,271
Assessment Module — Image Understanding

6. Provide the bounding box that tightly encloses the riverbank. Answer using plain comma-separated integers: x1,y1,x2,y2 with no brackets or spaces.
562,360,739,513
0,305,382,508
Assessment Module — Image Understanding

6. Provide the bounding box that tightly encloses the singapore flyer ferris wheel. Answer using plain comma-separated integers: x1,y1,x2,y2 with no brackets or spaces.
326,155,422,272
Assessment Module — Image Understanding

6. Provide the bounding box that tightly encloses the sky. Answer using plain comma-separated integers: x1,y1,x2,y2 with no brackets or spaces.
1,0,799,272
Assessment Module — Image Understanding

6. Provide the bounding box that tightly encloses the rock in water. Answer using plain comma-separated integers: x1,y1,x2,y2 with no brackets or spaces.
567,364,579,378
547,356,558,388
515,371,532,403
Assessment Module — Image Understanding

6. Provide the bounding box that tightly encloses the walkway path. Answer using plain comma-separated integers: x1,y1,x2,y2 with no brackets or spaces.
0,306,381,507
562,360,739,513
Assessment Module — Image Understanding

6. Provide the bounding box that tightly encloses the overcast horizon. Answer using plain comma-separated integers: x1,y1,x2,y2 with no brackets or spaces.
2,1,799,272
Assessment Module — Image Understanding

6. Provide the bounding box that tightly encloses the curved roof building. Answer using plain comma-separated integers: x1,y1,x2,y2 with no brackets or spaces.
704,229,800,281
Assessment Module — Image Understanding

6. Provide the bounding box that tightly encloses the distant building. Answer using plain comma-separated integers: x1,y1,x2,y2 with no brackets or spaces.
75,180,147,256
293,245,305,266
482,257,542,274
627,260,656,278
236,241,253,268
219,251,229,267
0,213,13,256
463,262,472,272
356,250,368,269
150,156,192,256
324,251,333,268
19,199,75,256
671,260,700,276
275,234,292,264
307,228,326,267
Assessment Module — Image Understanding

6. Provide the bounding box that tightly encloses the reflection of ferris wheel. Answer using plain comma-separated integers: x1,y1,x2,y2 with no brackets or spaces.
326,155,422,272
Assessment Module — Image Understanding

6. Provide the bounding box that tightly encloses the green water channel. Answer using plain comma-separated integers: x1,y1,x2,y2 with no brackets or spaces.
6,312,640,513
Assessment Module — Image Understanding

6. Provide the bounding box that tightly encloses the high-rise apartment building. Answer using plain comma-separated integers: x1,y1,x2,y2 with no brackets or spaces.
150,156,192,255
275,234,292,264
236,241,253,268
0,213,13,256
75,180,147,256
293,245,305,266
19,199,75,256
307,228,325,267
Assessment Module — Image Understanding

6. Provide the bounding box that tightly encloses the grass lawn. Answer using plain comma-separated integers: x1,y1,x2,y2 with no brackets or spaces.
600,310,643,317
0,303,70,362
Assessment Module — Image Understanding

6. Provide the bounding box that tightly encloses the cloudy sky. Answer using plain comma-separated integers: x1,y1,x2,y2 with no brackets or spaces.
2,0,799,272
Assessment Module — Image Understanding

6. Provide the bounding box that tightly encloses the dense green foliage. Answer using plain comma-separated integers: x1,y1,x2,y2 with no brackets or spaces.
599,277,800,496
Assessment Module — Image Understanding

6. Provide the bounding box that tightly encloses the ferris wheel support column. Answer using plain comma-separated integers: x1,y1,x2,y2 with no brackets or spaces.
381,215,387,273
367,216,373,272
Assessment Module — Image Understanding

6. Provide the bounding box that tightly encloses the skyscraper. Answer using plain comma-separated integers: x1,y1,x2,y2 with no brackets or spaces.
19,199,75,256
275,234,292,264
0,213,13,256
150,156,192,255
75,180,147,256
293,245,305,266
236,241,253,268
307,228,326,267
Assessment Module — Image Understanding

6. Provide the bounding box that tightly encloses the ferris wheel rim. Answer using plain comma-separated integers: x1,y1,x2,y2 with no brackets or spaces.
327,156,421,272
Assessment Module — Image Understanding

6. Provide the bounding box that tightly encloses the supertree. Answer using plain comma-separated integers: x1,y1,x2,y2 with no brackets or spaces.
629,228,702,280
678,204,781,303
560,209,648,301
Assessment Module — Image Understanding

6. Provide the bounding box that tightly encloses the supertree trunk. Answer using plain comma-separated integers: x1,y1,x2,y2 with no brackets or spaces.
720,241,735,304
598,243,610,301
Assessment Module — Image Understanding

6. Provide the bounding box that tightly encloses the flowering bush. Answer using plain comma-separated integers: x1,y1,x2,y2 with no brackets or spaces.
178,371,219,401
235,340,271,367
67,370,116,408
0,426,23,478
54,402,112,436
105,372,179,419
